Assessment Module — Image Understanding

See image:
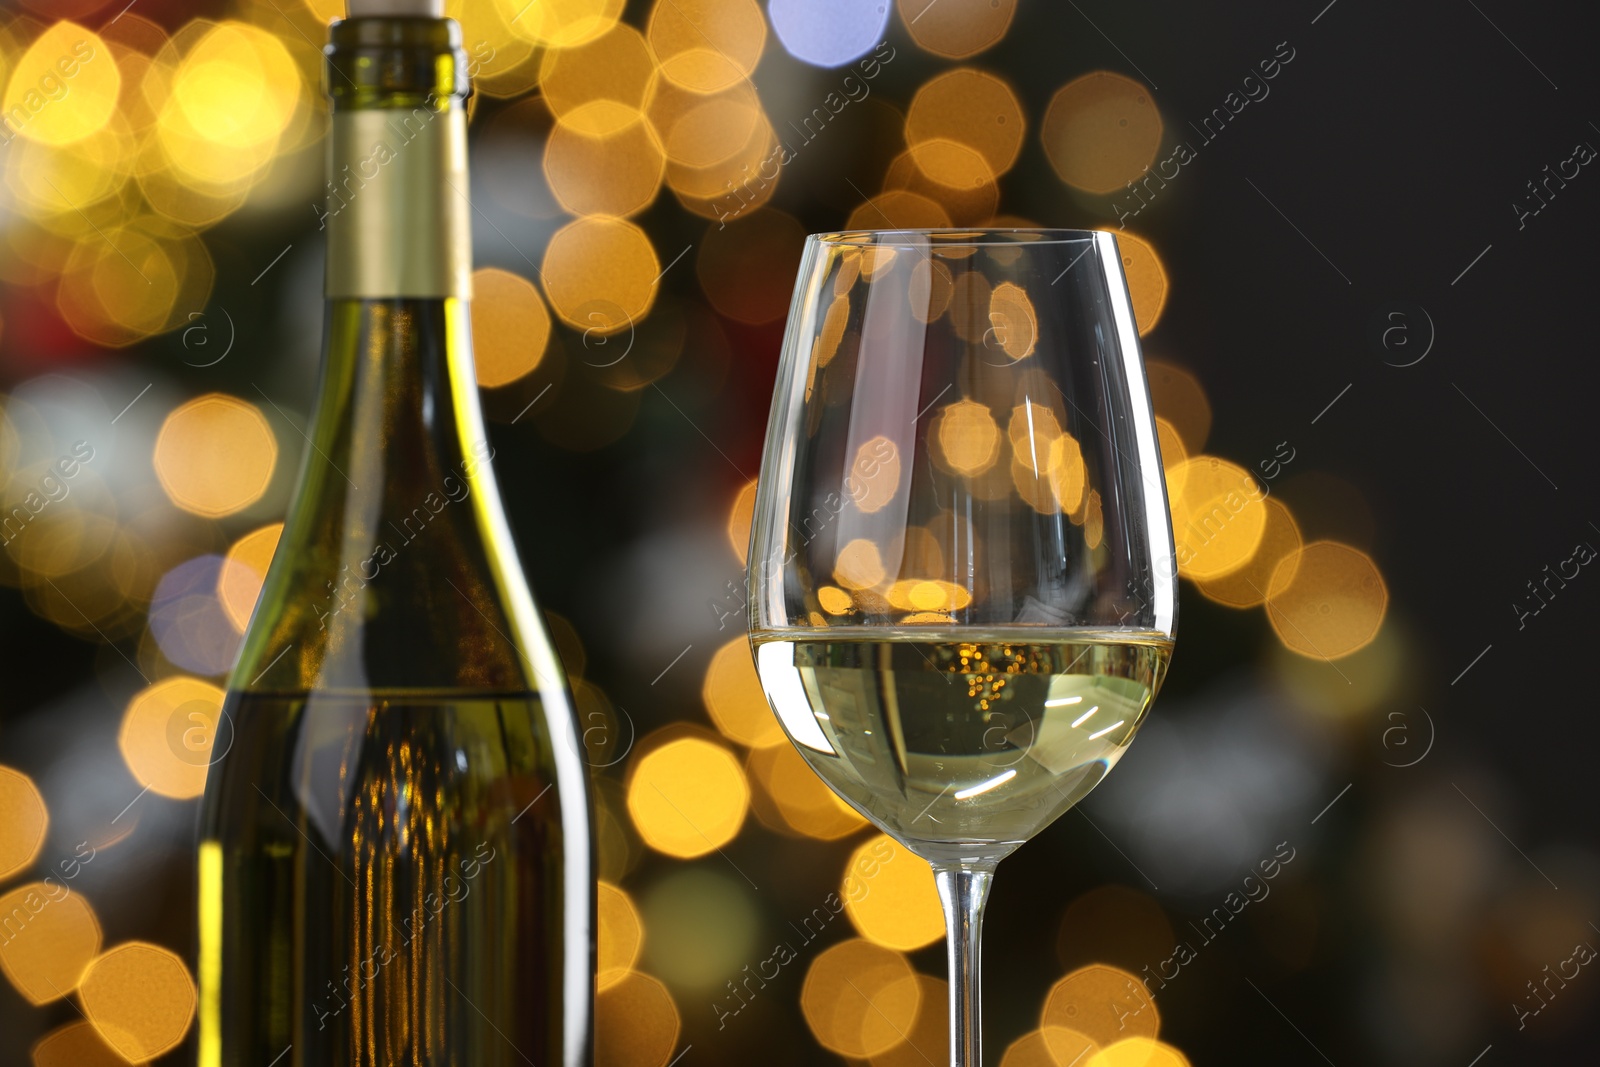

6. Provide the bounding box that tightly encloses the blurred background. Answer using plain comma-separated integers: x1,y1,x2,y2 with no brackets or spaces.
1,0,1597,1064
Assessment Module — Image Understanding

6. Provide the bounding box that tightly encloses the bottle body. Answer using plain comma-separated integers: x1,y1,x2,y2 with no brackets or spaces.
197,18,591,1067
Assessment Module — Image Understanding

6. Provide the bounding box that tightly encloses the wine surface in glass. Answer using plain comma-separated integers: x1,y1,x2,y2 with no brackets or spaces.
199,690,572,1067
751,629,1171,861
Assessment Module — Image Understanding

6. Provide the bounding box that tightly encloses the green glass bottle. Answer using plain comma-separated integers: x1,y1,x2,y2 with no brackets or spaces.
196,9,593,1066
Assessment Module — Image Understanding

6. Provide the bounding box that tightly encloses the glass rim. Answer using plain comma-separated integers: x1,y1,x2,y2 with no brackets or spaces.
809,227,1105,248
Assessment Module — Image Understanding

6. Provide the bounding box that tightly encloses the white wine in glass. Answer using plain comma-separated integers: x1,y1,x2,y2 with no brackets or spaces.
748,230,1177,1066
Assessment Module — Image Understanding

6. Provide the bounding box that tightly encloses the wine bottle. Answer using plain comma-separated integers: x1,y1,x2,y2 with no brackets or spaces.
196,6,593,1066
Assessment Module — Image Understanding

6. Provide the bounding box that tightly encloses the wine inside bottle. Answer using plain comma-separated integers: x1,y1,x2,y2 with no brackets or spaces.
197,14,593,1067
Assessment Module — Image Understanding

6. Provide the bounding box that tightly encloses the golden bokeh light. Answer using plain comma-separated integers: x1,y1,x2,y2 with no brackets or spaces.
727,478,758,564
543,110,665,217
541,216,661,335
218,522,281,632
0,766,48,880
868,975,948,1067
598,880,642,992
998,1028,1100,1067
697,209,808,325
1168,456,1267,580
502,0,624,49
835,538,886,590
703,636,785,749
908,256,955,323
471,268,553,388
1195,497,1302,609
814,292,851,367
850,436,903,514
77,942,196,1063
1042,71,1163,195
648,0,766,93
649,78,762,169
1154,415,1188,501
626,736,749,858
29,1021,129,1067
1116,232,1169,336
156,21,304,189
118,677,226,800
842,834,943,951
896,0,1017,59
950,268,992,342
746,742,868,840
1088,1038,1193,1067
0,882,101,1004
988,281,1038,360
848,189,952,231
1266,540,1388,660
3,23,119,146
541,24,656,135
802,938,922,1058
153,394,277,518
1041,964,1160,1048
1146,362,1211,453
595,971,680,1067
906,69,1025,178
817,585,853,616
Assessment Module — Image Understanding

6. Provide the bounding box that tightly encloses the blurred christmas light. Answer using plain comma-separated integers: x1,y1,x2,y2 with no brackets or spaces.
704,636,786,749
769,0,891,69
726,477,757,564
470,268,552,388
1167,456,1268,580
594,971,679,1067
745,741,868,839
148,555,245,675
931,398,1002,477
847,189,951,230
541,24,656,134
0,882,102,1005
866,975,948,1067
998,1028,1099,1067
1041,964,1159,1047
626,734,749,858
541,215,660,334
0,767,48,880
1196,497,1302,609
1116,232,1169,336
802,938,921,1058
506,0,624,50
648,0,766,94
895,0,1017,59
543,110,665,217
598,880,641,992
218,522,282,632
1266,540,1389,660
1089,1037,1192,1067
153,393,276,518
28,1021,128,1067
906,68,1025,180
3,23,120,147
76,942,197,1062
1042,71,1163,195
834,538,886,590
842,834,943,951
118,676,226,799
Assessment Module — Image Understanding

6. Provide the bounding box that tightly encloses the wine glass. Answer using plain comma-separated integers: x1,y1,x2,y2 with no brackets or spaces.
746,229,1177,1066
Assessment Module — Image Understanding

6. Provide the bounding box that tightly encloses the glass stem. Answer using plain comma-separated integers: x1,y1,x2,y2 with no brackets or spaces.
932,860,997,1067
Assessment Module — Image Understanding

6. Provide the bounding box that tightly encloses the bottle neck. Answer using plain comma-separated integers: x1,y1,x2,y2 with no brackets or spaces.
228,17,555,696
